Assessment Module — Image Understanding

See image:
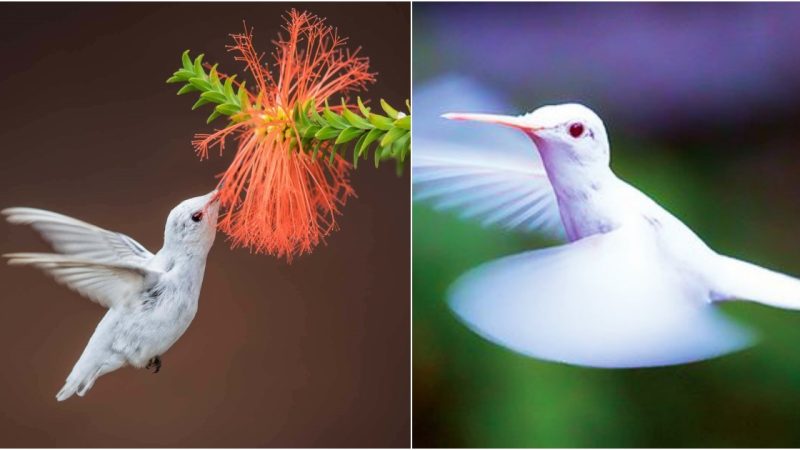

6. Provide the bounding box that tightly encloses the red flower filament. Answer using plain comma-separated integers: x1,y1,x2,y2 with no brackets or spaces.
193,10,375,260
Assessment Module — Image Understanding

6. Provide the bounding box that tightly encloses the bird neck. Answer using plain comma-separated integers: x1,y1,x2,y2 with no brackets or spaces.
161,238,210,262
153,246,207,275
540,157,625,242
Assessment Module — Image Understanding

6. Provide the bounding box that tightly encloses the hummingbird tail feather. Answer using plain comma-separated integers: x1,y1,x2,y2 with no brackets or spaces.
55,350,125,401
56,364,101,401
712,255,800,310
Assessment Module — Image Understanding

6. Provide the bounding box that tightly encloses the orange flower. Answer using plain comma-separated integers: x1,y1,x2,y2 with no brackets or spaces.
193,10,375,260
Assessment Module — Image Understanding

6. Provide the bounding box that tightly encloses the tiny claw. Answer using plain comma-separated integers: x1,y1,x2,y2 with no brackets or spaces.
146,356,162,374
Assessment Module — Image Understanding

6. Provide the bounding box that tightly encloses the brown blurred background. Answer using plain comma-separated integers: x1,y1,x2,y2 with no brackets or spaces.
0,3,409,447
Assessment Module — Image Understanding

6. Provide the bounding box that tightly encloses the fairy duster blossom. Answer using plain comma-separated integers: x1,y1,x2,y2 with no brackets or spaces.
190,11,375,260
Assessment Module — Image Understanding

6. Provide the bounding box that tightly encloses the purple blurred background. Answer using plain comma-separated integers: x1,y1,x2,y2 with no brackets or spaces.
416,2,800,137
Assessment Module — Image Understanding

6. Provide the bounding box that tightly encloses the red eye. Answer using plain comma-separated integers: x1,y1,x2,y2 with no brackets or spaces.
191,211,203,222
569,122,585,138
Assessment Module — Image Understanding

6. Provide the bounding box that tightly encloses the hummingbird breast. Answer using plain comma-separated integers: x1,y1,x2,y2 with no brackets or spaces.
553,181,626,242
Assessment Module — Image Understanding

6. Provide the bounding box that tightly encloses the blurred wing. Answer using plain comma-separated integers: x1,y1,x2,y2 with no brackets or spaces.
448,228,754,368
4,253,159,309
2,207,153,265
413,75,563,237
415,139,563,237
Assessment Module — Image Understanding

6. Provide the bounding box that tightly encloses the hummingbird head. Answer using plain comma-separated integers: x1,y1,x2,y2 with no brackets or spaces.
164,190,220,254
443,103,611,170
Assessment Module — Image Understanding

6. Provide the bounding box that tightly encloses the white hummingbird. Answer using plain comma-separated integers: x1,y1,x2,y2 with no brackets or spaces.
3,190,219,400
415,86,800,367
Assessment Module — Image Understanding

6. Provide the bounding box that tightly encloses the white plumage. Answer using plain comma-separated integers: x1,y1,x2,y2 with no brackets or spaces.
4,191,219,400
414,77,800,368
414,139,562,238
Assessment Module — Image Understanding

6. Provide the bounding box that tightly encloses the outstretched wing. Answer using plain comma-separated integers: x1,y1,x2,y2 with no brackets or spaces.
2,207,154,265
413,76,563,238
448,227,754,368
415,139,563,236
4,253,159,309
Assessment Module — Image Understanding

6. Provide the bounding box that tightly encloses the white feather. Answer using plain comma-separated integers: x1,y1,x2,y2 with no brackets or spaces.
415,140,562,236
4,252,159,309
2,207,153,265
448,226,755,368
711,255,800,310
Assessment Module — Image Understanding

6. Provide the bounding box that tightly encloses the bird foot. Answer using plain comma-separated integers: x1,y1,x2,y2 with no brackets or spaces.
146,356,161,374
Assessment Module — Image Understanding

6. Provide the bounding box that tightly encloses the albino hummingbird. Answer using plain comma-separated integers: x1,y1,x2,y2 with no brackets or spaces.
3,191,219,400
417,99,800,368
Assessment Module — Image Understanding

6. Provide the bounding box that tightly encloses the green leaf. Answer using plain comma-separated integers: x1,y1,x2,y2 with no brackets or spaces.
329,144,339,164
223,75,236,99
310,140,323,162
314,126,340,140
206,110,222,124
209,65,222,89
322,102,350,129
177,84,198,95
341,105,372,129
394,115,410,130
352,132,368,167
193,54,205,74
380,99,399,119
189,77,212,92
391,132,410,161
176,68,194,78
181,50,193,70
302,125,321,139
335,127,363,145
294,105,309,126
360,128,383,157
300,99,315,121
237,81,250,109
357,97,371,116
368,113,393,131
171,50,265,132
191,97,210,110
380,127,406,148
380,141,393,158
200,91,227,104
308,104,324,124
215,103,241,116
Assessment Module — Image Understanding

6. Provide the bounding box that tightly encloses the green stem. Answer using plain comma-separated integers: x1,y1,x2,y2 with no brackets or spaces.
168,50,410,171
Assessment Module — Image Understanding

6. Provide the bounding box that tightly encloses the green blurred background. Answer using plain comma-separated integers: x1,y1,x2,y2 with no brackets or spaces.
413,3,800,447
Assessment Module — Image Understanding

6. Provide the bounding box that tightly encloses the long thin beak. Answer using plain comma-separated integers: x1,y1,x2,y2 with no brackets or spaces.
207,189,221,205
442,112,545,133
210,179,225,198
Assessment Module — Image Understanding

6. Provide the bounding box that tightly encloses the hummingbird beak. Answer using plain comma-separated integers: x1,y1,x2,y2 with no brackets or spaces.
442,112,547,134
205,189,221,209
209,180,225,201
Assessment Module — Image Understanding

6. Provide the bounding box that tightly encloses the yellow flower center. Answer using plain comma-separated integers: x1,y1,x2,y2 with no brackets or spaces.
254,106,292,139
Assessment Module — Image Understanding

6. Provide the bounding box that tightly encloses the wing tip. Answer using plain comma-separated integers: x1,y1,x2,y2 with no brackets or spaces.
2,207,50,224
3,252,54,266
2,207,23,222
